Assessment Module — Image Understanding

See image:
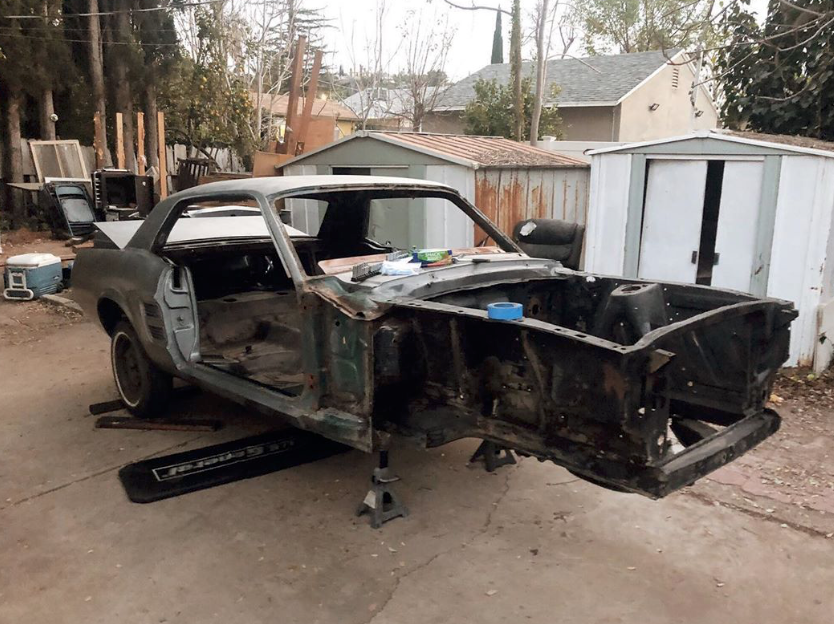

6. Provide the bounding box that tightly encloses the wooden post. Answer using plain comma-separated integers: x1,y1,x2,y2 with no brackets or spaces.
115,112,125,169
280,35,307,155
136,112,146,175
157,111,167,199
296,49,322,156
93,111,105,169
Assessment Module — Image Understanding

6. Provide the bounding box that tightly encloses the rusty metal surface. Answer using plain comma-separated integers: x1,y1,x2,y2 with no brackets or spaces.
94,416,223,432
474,168,590,242
379,132,588,168
374,275,795,497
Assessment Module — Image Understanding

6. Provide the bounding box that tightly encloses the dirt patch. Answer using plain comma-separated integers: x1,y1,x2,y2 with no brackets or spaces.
1,227,73,267
0,297,86,346
690,367,834,535
773,366,834,414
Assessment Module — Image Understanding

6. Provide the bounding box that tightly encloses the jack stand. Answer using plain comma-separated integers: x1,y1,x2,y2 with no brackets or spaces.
356,450,408,529
470,440,517,472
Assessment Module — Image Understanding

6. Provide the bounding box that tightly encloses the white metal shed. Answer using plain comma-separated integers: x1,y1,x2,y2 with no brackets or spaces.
585,129,834,370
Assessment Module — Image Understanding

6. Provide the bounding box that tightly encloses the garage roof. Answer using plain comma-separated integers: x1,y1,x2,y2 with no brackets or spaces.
588,129,834,159
379,133,586,167
278,131,588,170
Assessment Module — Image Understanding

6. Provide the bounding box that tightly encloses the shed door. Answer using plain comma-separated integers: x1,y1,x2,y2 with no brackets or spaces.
637,160,707,282
711,161,764,291
367,167,414,248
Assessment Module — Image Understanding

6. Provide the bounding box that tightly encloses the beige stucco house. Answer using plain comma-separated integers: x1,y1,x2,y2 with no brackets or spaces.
251,92,360,140
427,50,718,141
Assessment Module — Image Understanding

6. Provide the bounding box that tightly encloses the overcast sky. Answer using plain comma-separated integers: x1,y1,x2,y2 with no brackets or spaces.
322,0,498,81
319,0,771,82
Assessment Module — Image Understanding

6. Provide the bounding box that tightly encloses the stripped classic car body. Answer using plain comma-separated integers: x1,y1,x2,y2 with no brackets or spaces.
73,176,797,497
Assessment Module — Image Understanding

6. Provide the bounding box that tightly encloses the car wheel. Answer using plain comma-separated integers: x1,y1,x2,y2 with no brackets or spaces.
111,320,172,418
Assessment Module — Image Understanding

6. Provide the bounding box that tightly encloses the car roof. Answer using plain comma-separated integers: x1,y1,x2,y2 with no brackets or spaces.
169,175,452,201
96,216,309,249
126,175,470,252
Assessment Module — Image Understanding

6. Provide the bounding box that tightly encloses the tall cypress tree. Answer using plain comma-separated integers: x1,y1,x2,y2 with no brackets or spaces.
491,10,503,64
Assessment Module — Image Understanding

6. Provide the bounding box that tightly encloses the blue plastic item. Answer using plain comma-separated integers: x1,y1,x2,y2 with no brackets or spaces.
487,302,524,321
3,253,63,300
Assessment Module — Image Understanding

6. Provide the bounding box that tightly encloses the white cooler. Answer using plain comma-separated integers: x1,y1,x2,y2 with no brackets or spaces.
3,253,63,300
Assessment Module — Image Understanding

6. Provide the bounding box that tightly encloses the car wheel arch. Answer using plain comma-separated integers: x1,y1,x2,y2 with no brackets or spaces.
98,297,127,335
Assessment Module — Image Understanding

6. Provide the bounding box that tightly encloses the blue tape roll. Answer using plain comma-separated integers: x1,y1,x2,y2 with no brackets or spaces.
487,302,523,320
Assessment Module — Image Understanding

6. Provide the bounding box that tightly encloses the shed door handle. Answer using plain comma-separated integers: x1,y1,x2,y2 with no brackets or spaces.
691,250,698,264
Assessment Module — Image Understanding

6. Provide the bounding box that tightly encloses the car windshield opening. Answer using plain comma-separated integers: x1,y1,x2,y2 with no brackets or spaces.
273,188,514,277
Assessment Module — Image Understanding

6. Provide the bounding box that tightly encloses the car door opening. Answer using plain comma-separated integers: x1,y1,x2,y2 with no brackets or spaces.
159,198,307,397
165,242,305,397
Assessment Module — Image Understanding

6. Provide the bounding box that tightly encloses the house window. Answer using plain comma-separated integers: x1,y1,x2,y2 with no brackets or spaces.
672,67,680,89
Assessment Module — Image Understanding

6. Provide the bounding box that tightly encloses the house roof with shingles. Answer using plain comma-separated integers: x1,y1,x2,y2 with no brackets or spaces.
342,87,436,120
252,92,360,121
438,49,683,110
277,131,588,170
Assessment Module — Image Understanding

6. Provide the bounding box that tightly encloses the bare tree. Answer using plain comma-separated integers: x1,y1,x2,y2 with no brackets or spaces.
245,0,309,148
342,1,401,130
529,0,549,145
248,1,291,147
87,0,111,165
112,0,136,170
398,8,455,131
441,0,525,139
39,0,56,140
144,82,159,169
557,6,578,59
527,1,581,144
510,0,522,140
5,87,24,223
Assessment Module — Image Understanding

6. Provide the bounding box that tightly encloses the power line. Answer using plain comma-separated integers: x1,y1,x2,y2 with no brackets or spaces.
0,24,180,33
0,31,181,46
1,0,222,20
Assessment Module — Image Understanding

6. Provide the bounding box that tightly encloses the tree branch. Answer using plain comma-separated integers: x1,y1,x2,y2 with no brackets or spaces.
442,0,511,16
778,0,824,17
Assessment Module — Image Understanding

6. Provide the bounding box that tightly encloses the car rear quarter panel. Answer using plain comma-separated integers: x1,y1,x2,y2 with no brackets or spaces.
73,247,177,372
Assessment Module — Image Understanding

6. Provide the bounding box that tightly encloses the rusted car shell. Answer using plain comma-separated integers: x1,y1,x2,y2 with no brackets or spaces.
72,176,797,498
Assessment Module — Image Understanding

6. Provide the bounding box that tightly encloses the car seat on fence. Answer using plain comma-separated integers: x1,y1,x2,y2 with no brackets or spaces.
512,218,585,270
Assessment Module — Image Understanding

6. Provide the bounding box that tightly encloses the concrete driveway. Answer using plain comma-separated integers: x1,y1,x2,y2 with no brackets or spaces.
1,303,832,624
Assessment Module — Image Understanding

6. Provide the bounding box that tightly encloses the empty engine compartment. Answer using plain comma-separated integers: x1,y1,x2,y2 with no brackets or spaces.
428,274,756,345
